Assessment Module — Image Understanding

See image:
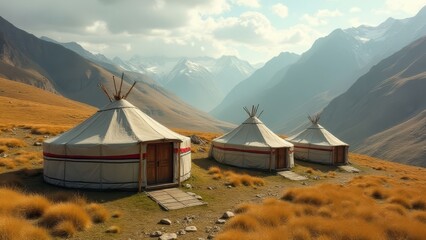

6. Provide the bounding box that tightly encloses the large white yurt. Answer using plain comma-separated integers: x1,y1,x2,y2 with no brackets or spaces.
211,106,294,170
287,115,349,165
43,98,191,190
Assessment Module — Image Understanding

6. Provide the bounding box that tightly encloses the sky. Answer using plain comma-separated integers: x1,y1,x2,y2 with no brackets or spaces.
0,0,425,64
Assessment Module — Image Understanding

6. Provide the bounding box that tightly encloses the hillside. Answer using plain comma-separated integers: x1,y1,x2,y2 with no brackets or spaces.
0,16,233,132
0,77,96,127
321,36,426,167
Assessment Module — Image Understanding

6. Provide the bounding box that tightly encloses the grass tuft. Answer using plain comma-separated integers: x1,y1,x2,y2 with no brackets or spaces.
85,203,109,223
0,216,50,240
0,138,26,148
208,166,221,174
0,158,16,169
14,194,51,219
39,203,92,231
51,220,76,238
105,225,121,234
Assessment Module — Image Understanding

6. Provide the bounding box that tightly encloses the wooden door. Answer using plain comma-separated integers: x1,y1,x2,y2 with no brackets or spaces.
156,143,173,184
276,148,287,169
146,143,174,185
336,147,345,164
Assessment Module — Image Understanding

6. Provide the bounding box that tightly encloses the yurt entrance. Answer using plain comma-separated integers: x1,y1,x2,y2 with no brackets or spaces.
146,143,174,185
276,148,287,169
334,146,346,164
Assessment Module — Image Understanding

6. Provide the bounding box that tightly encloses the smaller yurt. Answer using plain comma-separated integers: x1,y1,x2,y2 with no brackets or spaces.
211,105,294,171
287,115,349,165
43,78,191,191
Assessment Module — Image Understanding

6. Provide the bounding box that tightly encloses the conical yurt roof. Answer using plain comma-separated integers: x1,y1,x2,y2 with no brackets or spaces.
45,99,185,148
287,123,348,146
213,112,293,148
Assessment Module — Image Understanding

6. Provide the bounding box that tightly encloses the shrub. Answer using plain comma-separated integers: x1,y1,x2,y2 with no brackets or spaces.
225,215,259,232
85,203,109,223
39,203,92,231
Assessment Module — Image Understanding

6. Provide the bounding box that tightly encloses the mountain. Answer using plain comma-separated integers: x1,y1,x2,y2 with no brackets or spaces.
210,55,254,95
164,58,224,111
0,16,233,132
212,7,426,133
321,36,426,167
211,52,300,123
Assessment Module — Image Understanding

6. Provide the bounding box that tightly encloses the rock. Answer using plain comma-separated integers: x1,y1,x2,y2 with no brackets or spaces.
213,226,221,232
33,142,42,146
195,195,203,200
159,233,177,240
216,219,226,224
301,182,307,185
184,184,192,189
207,186,214,190
43,135,49,138
227,185,232,189
0,153,8,158
207,233,215,239
177,229,186,235
159,218,172,225
185,226,197,232
222,211,234,219
190,135,205,145
150,231,163,237
205,226,212,233
256,194,265,198
187,192,196,196
197,238,206,240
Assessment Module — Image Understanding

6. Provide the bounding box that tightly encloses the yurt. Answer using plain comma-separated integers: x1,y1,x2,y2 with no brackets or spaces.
43,80,191,190
211,105,294,170
287,115,349,165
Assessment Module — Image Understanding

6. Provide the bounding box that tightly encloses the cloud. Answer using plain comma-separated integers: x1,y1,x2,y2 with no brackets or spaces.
232,0,260,8
302,9,343,26
385,0,426,15
213,12,275,44
350,7,361,13
85,21,109,34
272,3,288,18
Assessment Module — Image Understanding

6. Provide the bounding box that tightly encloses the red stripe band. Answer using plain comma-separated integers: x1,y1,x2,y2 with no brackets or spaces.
43,152,140,160
294,146,333,152
175,147,191,154
212,145,271,155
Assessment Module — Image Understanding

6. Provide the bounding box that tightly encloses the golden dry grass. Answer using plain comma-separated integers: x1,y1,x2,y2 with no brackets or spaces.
0,77,96,127
51,220,77,238
216,172,426,240
0,146,7,154
0,187,111,239
0,138,26,148
0,158,16,170
0,216,51,240
85,203,110,223
39,203,92,231
208,167,265,187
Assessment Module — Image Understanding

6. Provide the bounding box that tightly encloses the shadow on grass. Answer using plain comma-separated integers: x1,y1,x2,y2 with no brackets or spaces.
294,160,339,173
0,168,136,203
192,156,275,178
